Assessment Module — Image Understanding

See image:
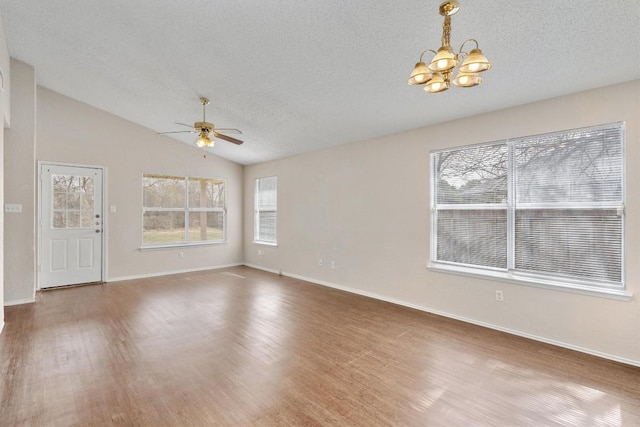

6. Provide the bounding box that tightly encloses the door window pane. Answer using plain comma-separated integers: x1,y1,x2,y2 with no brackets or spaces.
51,174,94,229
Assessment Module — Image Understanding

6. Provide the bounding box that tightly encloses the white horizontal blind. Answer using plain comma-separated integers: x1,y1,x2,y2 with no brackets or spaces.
513,124,623,284
434,143,508,269
515,209,622,283
514,125,623,204
255,176,277,243
436,209,507,268
431,122,624,289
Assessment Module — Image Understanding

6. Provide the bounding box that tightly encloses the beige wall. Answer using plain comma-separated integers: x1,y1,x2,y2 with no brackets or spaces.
4,60,36,305
0,11,11,328
36,87,244,282
3,84,244,304
244,80,640,365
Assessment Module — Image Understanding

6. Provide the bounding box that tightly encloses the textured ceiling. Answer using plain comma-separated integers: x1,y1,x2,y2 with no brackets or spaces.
1,0,639,165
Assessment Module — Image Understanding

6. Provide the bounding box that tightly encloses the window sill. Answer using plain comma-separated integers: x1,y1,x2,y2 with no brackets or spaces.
254,241,278,247
140,241,227,251
427,262,632,301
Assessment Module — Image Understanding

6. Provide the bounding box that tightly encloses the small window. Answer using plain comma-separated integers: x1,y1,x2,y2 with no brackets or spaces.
142,174,225,246
255,176,277,245
431,123,625,292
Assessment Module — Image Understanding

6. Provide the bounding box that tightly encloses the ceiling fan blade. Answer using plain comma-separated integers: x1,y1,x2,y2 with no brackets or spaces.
214,128,243,135
175,122,195,128
213,131,244,145
158,130,196,135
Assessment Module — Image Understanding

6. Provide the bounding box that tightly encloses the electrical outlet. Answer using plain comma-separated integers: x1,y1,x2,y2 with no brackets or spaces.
179,251,184,258
495,290,504,301
330,261,336,270
258,249,263,256
5,203,22,213
318,259,323,267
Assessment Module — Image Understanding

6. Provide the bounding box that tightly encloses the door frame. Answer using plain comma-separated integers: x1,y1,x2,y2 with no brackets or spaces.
37,161,107,290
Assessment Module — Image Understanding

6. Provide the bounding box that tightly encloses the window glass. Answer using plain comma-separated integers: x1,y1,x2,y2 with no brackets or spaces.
255,176,277,244
142,174,225,246
431,123,624,290
51,174,95,229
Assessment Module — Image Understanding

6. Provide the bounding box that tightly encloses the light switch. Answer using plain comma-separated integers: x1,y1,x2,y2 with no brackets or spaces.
5,203,22,213
110,205,117,213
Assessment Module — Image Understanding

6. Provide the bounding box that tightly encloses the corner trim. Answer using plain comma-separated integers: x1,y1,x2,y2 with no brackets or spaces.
244,265,640,368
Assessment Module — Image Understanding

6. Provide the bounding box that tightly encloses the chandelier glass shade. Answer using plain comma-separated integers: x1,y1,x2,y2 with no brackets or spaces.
407,1,491,93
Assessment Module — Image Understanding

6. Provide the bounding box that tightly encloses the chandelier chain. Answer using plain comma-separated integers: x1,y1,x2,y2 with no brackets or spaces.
442,15,452,49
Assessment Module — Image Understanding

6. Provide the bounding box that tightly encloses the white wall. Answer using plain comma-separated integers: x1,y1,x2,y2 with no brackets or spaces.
244,80,640,365
0,10,11,329
3,60,36,305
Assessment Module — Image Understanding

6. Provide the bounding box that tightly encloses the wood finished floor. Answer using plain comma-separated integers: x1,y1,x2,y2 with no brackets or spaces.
1,267,639,426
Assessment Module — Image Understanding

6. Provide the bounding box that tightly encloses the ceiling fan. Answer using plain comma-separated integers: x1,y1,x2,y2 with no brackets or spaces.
160,97,243,150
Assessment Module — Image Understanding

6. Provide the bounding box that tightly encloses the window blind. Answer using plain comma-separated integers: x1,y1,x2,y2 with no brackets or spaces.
434,143,508,269
431,122,624,290
513,124,623,285
255,176,277,243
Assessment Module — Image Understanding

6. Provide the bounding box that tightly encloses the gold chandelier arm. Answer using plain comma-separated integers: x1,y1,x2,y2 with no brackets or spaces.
458,38,479,55
419,49,438,62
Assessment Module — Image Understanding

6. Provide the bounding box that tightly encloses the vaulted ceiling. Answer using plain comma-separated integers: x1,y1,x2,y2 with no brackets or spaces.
1,0,639,165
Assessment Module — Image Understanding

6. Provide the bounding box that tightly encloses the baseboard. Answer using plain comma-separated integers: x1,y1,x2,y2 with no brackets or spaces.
4,297,36,306
243,263,281,275
107,263,244,282
0,320,4,334
251,266,640,368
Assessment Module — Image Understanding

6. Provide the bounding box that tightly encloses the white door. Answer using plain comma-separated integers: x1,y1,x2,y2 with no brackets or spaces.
40,164,104,288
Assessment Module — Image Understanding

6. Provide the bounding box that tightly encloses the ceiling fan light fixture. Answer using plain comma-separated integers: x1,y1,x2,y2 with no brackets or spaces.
159,97,244,149
196,131,213,148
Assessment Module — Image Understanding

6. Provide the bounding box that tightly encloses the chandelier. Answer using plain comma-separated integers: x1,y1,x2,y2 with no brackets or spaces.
407,1,491,93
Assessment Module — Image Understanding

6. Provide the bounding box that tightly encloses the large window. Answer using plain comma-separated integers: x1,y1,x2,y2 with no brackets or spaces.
431,123,624,292
142,174,225,246
254,176,277,245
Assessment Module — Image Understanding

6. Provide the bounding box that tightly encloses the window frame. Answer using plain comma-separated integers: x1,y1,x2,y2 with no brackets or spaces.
141,174,227,249
254,176,278,246
429,123,629,299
